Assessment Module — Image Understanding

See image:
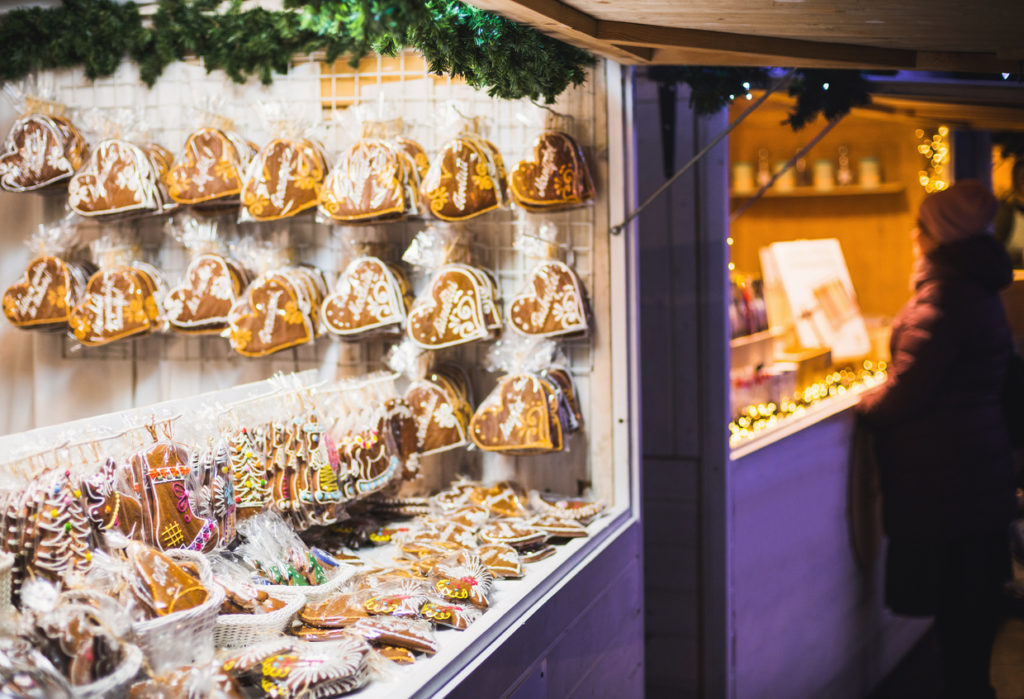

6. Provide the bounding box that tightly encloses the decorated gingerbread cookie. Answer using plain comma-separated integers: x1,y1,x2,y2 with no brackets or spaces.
167,127,254,206
0,114,87,192
421,138,502,221
227,271,316,357
241,138,327,221
164,253,246,333
68,266,162,345
3,256,88,329
319,138,407,222
68,140,168,217
510,131,594,210
407,264,491,349
469,373,562,453
321,257,408,337
508,259,588,337
130,441,219,553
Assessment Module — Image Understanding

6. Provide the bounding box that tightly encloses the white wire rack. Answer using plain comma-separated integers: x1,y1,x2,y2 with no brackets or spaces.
22,50,602,496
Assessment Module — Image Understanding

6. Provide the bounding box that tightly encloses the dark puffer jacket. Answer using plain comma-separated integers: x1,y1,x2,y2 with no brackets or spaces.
858,234,1016,539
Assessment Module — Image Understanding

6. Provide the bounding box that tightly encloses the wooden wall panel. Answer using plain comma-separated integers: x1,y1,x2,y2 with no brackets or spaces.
728,99,930,320
635,74,731,698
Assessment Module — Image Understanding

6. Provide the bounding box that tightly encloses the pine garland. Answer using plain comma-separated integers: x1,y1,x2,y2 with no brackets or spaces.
0,0,593,103
648,66,873,130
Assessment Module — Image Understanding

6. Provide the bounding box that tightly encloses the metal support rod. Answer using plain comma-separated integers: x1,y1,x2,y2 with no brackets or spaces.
610,67,796,236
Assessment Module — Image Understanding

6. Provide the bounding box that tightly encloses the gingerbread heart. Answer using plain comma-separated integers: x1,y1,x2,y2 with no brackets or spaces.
0,114,87,192
395,136,429,179
508,260,588,337
241,138,327,221
3,256,82,328
407,265,490,349
128,542,209,616
421,138,501,221
227,273,314,357
476,543,524,579
319,139,406,222
403,379,467,455
510,131,594,210
164,253,245,333
167,128,251,205
321,257,407,337
68,139,167,217
68,267,160,345
469,373,560,452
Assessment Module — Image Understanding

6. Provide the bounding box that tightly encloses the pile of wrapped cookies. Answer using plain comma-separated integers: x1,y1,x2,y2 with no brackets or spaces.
0,394,605,697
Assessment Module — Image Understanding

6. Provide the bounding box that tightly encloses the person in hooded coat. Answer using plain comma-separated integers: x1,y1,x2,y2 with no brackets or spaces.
858,179,1015,699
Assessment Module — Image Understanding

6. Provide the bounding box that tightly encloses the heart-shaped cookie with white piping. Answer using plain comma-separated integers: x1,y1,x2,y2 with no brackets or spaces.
508,260,588,337
421,138,500,221
469,373,559,452
241,138,326,221
321,256,407,336
3,256,82,328
510,131,593,210
403,379,467,455
167,128,251,205
227,273,313,357
68,267,160,345
0,114,87,192
319,139,406,222
164,253,246,333
407,265,490,349
69,140,167,217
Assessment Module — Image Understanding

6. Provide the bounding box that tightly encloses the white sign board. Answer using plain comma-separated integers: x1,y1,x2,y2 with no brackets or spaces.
759,239,871,361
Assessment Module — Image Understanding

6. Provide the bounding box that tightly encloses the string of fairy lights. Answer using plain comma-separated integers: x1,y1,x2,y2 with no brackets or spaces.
729,361,887,447
916,125,950,193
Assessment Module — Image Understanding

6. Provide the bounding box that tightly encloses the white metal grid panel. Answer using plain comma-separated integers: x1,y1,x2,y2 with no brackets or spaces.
25,51,602,498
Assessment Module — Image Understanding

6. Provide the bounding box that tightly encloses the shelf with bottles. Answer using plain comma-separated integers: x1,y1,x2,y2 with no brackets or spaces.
730,181,905,201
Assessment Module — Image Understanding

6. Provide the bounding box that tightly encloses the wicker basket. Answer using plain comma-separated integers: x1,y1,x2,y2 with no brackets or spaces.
71,643,143,699
0,551,13,609
132,549,224,673
213,589,304,649
255,566,356,606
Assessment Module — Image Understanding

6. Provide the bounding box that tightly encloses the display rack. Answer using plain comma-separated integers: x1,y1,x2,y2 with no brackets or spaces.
12,51,619,505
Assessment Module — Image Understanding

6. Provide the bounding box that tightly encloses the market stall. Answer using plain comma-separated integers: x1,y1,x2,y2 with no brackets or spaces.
0,6,642,694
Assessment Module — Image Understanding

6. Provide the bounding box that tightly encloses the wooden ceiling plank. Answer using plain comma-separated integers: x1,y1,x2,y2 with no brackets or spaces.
647,48,909,71
466,0,650,63
598,20,916,67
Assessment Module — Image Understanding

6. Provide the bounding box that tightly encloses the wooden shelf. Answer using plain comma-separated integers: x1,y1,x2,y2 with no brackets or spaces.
730,182,905,201
730,328,777,350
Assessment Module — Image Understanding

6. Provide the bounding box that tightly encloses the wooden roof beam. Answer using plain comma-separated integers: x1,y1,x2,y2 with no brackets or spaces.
597,21,916,68
466,0,653,63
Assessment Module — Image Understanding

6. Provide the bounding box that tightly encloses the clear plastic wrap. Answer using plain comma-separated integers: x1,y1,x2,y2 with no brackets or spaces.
320,229,412,340
402,225,503,350
66,232,166,348
507,220,590,339
225,235,327,357
68,108,175,219
239,102,328,223
167,97,256,211
163,215,249,334
0,80,87,194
